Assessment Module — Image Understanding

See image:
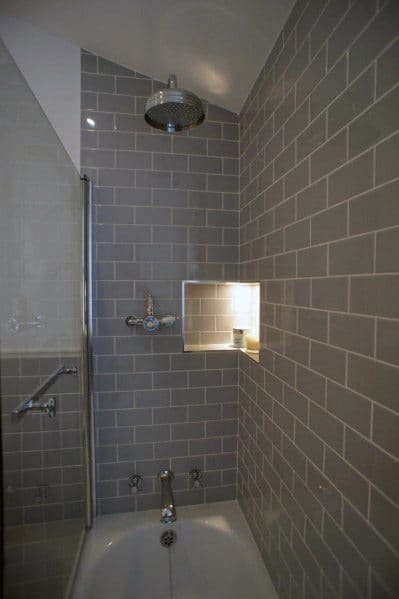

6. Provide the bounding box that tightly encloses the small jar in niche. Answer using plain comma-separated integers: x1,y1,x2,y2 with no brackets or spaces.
233,328,247,348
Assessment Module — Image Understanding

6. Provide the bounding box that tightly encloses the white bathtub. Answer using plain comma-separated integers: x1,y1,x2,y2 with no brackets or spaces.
72,500,278,599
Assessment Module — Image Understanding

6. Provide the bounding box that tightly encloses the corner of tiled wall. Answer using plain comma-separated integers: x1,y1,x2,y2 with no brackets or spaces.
238,0,399,597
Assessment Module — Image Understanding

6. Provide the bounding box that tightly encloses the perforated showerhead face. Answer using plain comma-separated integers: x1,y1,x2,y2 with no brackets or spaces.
144,79,205,132
145,99,204,132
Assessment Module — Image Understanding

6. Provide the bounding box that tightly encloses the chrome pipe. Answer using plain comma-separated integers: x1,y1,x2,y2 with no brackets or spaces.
159,469,176,523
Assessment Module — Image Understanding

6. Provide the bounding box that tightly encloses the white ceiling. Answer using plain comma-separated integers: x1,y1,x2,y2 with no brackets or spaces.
2,0,294,113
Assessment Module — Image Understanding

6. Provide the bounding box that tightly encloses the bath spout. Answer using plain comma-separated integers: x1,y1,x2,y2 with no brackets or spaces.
159,469,176,524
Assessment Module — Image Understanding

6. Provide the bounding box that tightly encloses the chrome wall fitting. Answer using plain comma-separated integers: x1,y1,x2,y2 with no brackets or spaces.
126,293,177,333
128,473,142,494
14,396,56,418
159,469,176,523
12,366,77,416
189,468,203,488
41,397,56,418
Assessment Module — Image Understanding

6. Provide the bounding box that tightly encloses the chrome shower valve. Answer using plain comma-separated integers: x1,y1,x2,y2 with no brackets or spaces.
125,294,177,333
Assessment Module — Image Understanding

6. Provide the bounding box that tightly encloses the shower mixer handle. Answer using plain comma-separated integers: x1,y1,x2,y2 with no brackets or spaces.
126,294,177,332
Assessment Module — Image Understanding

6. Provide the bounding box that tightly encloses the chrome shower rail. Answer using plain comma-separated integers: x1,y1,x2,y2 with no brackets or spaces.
12,366,78,415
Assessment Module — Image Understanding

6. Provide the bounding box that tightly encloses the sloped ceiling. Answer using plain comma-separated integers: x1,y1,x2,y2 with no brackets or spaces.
1,0,294,113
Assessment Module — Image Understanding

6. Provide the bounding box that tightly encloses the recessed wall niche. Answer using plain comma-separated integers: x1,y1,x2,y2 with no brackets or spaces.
182,281,260,362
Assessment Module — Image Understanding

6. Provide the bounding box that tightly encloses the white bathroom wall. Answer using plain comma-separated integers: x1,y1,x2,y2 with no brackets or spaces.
0,13,80,170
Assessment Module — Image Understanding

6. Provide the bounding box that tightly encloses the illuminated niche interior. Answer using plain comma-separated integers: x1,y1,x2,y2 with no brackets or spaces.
182,281,260,363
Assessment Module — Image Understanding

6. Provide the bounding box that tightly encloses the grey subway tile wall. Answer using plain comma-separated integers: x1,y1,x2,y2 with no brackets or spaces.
238,0,399,598
81,52,239,514
1,356,83,526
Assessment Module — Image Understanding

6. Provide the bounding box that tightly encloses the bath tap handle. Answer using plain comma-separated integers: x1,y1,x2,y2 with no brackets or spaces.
128,473,142,494
189,468,203,488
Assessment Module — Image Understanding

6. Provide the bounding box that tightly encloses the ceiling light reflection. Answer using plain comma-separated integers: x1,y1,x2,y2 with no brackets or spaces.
196,61,229,96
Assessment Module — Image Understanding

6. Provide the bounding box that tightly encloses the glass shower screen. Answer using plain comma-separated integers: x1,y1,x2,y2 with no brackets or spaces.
0,38,92,599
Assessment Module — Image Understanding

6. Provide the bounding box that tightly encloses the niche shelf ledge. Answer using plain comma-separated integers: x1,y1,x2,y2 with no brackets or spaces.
182,281,260,363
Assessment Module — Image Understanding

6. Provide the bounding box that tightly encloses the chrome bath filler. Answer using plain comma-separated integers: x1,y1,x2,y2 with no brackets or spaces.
159,469,176,524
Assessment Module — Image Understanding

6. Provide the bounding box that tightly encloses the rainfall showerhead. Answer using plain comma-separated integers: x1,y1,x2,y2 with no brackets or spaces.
144,74,205,133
